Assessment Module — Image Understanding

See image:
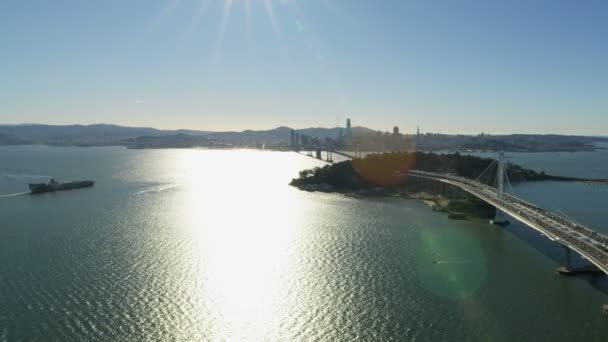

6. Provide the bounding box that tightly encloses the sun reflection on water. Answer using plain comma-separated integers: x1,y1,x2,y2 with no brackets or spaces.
174,149,307,340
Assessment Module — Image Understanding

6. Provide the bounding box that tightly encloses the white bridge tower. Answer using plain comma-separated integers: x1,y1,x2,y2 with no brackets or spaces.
491,151,510,225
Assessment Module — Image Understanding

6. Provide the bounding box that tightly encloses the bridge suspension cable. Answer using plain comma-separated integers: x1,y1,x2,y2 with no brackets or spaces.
408,168,608,274
503,161,517,196
475,159,497,184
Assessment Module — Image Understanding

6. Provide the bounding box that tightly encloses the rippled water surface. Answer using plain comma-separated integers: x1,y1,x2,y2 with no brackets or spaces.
1,146,608,341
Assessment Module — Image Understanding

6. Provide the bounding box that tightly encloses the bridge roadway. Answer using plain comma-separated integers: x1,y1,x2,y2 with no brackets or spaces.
293,147,608,274
408,170,608,274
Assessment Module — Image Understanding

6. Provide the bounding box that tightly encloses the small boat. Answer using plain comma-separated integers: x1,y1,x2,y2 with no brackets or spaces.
490,219,510,226
448,212,467,220
29,178,94,194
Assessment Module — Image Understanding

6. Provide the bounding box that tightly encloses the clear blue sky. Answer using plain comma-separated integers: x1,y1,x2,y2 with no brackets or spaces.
1,0,606,134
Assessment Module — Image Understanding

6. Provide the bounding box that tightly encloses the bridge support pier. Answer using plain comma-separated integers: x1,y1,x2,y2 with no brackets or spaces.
564,245,571,268
490,209,510,226
315,149,322,159
556,245,603,276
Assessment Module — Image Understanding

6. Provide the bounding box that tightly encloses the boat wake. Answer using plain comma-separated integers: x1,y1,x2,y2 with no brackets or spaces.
0,192,29,199
0,173,50,180
136,184,178,195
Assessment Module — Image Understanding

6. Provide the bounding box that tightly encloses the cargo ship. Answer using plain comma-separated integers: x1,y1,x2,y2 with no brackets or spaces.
29,178,94,194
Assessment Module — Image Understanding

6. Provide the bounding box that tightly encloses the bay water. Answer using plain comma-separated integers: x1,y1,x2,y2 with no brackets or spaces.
1,146,607,341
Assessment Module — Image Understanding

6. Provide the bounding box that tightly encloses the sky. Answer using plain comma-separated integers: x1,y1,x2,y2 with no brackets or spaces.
1,0,607,135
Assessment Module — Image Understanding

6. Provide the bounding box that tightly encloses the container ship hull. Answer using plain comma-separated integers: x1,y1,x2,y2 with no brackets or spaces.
29,180,95,194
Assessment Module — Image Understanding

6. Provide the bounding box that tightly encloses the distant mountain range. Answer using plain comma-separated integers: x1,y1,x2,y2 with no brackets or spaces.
206,126,375,145
0,123,606,152
0,124,210,146
0,124,374,147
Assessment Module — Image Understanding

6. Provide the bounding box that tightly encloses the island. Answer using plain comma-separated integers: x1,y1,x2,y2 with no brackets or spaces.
289,152,606,219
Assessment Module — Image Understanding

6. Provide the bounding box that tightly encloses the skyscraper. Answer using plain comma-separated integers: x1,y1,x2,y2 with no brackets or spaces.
346,118,352,142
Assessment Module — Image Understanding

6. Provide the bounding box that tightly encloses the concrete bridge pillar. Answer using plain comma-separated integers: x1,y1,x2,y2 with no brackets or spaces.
316,149,322,159
491,209,510,226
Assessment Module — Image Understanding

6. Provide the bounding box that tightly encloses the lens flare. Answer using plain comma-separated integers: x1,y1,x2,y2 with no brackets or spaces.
352,152,416,187
264,0,283,39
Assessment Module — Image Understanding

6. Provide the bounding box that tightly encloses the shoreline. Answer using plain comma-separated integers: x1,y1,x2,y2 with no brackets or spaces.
295,184,485,219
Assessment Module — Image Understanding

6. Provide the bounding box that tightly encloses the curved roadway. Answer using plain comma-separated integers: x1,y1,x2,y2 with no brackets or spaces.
409,170,608,274
293,147,608,274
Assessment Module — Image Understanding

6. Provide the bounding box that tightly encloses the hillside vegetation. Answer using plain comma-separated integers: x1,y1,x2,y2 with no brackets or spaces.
290,152,575,191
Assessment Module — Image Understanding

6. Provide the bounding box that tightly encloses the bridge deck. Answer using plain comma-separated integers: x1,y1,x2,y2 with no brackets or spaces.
296,146,356,159
291,148,608,273
409,170,608,274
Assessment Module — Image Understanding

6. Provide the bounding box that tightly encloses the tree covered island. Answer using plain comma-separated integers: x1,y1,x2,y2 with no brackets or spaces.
290,152,603,219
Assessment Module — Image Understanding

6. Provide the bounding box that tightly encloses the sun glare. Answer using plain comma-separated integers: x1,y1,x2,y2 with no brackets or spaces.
163,0,290,38
175,150,306,339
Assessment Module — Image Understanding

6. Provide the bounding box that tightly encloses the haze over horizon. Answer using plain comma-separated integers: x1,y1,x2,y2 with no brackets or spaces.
3,121,608,138
1,0,607,135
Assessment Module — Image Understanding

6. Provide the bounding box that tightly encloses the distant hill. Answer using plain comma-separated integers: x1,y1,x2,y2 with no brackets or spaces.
0,124,210,146
0,124,163,145
206,126,292,145
0,124,373,147
207,126,375,145
0,123,606,152
0,132,27,145
127,133,212,149
416,133,608,152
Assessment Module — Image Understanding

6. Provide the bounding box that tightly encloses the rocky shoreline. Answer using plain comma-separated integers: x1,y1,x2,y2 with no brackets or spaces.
294,183,495,220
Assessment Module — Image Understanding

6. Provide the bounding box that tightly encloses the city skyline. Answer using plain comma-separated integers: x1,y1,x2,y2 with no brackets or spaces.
1,0,607,135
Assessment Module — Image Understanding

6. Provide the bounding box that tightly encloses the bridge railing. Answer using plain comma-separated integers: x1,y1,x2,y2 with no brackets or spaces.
409,170,608,251
498,192,608,246
450,178,608,266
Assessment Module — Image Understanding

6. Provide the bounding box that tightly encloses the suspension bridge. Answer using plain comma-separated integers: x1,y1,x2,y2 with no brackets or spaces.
295,145,360,162
294,146,608,276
